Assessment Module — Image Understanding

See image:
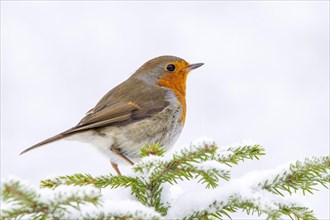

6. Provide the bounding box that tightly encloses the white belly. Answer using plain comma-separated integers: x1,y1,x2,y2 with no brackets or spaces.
66,105,183,165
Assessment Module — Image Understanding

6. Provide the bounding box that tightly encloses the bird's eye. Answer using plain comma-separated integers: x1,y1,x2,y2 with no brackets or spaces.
166,64,176,72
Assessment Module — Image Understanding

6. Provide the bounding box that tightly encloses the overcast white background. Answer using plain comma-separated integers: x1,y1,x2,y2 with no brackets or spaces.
1,1,329,219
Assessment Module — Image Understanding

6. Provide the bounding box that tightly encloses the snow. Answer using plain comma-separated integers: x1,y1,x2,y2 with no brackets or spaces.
190,160,230,173
39,185,99,204
0,201,20,216
219,140,258,151
1,175,37,192
166,172,303,219
132,137,220,179
215,150,234,160
190,136,216,148
164,143,315,218
67,199,160,219
1,176,158,219
214,140,259,161
1,139,327,219
0,176,38,216
131,155,167,180
161,182,185,208
59,185,160,219
54,185,159,219
164,136,216,159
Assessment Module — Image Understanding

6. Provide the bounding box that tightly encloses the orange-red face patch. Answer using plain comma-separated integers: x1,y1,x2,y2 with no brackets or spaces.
157,61,191,124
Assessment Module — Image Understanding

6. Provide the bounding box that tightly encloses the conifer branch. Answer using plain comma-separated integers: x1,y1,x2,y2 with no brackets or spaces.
65,200,161,220
258,156,330,196
41,173,143,190
41,174,149,205
171,155,328,220
181,191,317,220
81,212,160,220
1,138,329,220
1,179,101,219
134,141,265,189
214,143,265,166
224,195,316,220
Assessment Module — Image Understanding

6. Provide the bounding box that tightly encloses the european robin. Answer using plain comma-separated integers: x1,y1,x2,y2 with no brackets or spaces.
20,55,204,175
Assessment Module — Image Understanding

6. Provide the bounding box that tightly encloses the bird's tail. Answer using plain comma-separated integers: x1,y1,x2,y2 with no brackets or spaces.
20,129,75,155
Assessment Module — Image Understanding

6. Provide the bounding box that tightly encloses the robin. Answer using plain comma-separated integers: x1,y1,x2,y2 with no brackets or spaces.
20,55,204,175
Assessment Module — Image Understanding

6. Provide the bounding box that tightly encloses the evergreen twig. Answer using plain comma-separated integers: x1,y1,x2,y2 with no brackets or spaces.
259,156,330,196
1,139,329,220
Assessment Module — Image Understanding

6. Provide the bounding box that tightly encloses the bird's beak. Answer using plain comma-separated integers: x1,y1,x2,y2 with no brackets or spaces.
186,63,204,71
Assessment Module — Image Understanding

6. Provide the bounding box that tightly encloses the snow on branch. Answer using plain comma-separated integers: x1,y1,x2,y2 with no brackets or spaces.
215,141,265,166
167,156,328,219
1,137,329,220
259,156,330,196
134,138,264,187
1,178,101,219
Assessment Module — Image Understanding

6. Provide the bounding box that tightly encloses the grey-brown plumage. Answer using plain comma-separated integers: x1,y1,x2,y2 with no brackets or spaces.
20,76,169,155
20,55,204,175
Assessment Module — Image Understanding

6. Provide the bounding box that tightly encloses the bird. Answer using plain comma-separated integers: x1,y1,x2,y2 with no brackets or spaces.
20,55,204,175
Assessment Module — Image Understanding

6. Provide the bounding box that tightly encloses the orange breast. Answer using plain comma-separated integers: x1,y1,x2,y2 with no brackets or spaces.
157,70,188,124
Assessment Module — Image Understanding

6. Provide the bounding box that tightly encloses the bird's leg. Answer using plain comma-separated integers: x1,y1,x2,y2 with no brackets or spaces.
111,146,134,165
110,162,122,176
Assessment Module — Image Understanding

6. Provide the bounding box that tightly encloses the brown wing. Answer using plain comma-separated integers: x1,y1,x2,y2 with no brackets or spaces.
70,98,167,132
20,78,169,154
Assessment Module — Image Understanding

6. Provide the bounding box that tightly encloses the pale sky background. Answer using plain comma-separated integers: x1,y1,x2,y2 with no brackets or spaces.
1,1,329,219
